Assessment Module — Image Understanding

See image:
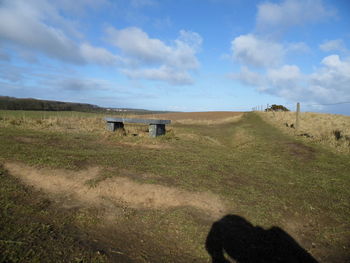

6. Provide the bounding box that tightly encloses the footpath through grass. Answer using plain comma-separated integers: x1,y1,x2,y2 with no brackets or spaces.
0,111,349,262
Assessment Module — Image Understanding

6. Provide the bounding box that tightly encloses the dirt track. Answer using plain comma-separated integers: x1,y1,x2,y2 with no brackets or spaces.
4,162,227,217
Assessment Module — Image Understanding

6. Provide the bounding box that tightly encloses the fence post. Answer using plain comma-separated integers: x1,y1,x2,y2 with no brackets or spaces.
296,102,300,130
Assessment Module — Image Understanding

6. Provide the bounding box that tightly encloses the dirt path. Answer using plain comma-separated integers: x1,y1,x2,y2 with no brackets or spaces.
4,162,230,262
4,162,227,217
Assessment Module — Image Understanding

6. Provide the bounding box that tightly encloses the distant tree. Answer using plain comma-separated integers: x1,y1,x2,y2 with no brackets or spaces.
0,96,104,112
265,104,290,112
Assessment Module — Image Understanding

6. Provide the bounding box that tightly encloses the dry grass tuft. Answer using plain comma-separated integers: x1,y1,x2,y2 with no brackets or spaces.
0,115,106,133
259,111,350,153
0,114,153,137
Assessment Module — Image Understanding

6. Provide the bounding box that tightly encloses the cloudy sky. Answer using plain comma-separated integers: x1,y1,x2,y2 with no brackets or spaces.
0,0,349,114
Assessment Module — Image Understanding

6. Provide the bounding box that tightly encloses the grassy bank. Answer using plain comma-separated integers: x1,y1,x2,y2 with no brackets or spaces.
259,111,350,153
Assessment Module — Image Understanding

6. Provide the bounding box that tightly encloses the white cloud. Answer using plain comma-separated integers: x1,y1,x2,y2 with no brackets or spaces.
286,42,310,53
0,0,201,86
231,34,284,68
231,34,310,68
0,0,83,63
229,0,348,107
257,0,335,31
178,30,203,51
106,27,201,69
232,65,304,100
106,27,172,64
267,65,302,87
319,39,347,53
232,55,350,103
79,43,121,66
123,66,193,85
309,55,350,101
107,26,201,84
0,0,122,66
265,65,304,99
230,66,265,87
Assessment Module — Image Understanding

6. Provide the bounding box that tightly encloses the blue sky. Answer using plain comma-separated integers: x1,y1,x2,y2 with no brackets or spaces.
0,0,350,114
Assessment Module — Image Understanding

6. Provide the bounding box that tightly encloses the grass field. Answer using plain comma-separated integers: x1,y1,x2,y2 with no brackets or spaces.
0,110,349,262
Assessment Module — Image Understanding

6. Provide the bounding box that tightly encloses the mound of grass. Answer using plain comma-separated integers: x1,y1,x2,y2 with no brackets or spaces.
259,111,350,153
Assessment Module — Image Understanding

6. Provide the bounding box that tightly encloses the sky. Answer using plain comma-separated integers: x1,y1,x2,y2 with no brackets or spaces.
0,0,350,114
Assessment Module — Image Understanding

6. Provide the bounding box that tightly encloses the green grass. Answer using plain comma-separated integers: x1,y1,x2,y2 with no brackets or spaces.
0,165,107,263
0,111,349,262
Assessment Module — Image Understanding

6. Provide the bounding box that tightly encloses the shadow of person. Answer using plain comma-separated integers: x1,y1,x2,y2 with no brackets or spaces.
205,214,318,263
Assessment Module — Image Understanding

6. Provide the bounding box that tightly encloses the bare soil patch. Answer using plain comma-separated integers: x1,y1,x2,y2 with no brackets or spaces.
285,142,316,161
118,141,172,149
14,136,39,144
4,162,226,218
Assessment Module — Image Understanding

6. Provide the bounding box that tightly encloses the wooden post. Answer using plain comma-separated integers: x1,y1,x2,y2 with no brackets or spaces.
296,102,300,130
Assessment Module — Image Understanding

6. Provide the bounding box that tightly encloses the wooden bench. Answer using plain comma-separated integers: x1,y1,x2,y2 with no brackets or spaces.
104,117,171,137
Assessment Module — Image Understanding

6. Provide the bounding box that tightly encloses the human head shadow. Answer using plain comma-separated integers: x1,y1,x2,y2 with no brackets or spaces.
205,214,318,263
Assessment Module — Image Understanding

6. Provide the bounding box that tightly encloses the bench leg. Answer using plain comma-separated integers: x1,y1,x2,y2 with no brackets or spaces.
106,122,124,131
149,124,166,137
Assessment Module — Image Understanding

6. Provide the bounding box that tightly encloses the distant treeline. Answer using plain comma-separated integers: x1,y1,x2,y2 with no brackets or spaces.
0,96,104,112
0,96,173,115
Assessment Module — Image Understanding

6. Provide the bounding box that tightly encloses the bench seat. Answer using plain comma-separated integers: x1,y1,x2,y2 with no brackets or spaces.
105,117,171,137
